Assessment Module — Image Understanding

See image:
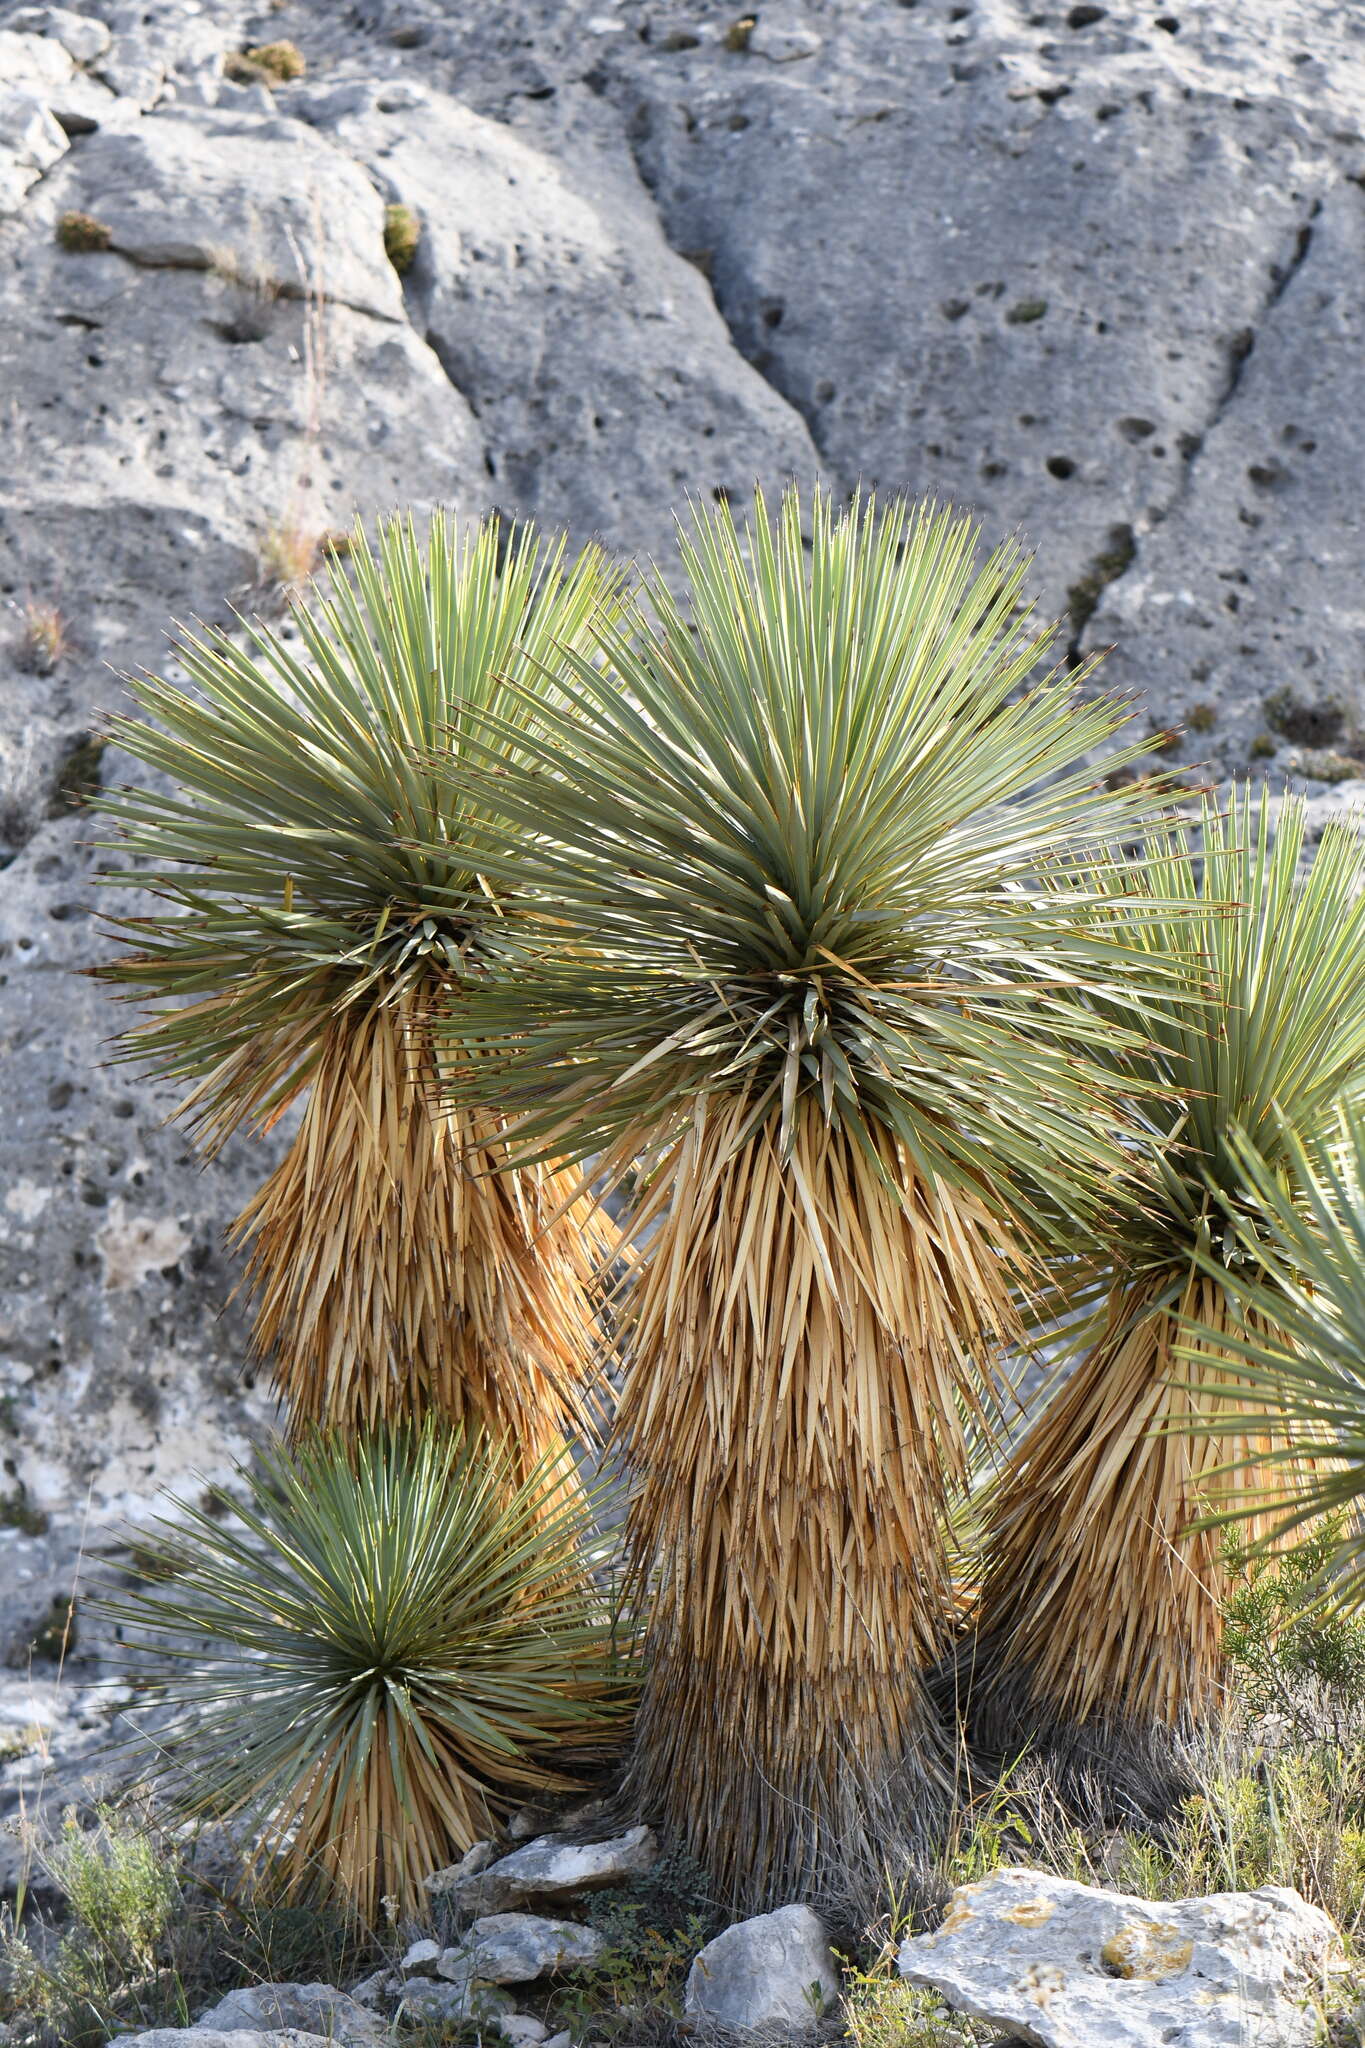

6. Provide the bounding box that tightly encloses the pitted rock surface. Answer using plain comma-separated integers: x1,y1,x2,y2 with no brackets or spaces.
897,1866,1343,2048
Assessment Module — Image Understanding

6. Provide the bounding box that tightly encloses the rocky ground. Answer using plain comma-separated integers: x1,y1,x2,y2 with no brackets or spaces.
0,0,1364,1897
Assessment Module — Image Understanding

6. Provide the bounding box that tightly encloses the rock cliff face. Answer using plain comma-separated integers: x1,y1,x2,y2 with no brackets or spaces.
0,0,1362,1676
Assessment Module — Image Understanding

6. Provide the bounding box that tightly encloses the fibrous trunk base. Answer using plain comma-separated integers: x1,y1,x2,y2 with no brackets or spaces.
613,1099,1020,1914
968,1273,1300,1774
234,1001,611,1450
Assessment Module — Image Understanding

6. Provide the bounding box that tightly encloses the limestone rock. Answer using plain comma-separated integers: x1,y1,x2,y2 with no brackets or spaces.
897,1867,1343,2048
194,1983,389,2045
684,1904,840,2033
438,1913,607,1983
398,1938,442,1976
498,2018,548,2048
428,1825,658,1912
7,9,113,65
74,110,405,319
0,87,67,214
112,2033,335,2047
314,82,815,563
395,1977,514,2026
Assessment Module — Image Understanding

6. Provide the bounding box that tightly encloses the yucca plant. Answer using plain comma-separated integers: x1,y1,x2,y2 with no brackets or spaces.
100,1429,635,1922
433,484,1179,1911
95,511,621,1449
969,792,1365,1801
1178,1107,1365,1608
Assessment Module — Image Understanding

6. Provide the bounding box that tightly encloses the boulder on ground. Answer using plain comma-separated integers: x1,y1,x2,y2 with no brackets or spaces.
194,1983,388,2045
112,2032,335,2047
684,1903,840,2033
897,1866,1343,2048
438,1912,606,1984
426,1825,657,1911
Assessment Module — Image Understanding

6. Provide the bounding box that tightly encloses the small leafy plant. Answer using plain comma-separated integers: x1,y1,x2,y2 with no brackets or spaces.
1222,1521,1365,1740
0,1806,378,2048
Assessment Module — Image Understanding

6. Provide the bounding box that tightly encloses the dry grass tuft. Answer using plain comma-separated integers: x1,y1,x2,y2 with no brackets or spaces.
15,601,67,674
257,516,323,598
226,40,305,84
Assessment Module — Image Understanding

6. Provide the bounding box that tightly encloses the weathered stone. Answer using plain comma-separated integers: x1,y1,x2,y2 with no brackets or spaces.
73,110,405,320
398,1938,442,1976
395,1977,515,2026
432,1825,658,1912
2,0,1365,1867
438,1913,607,1984
499,2018,549,2047
897,1867,1343,2048
345,1970,397,2008
7,9,113,64
685,1904,840,2033
112,2032,334,2047
0,88,67,214
195,1982,389,2045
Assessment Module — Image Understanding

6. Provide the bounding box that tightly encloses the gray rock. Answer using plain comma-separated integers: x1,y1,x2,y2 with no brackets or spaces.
0,88,67,214
438,1913,607,1984
194,1983,389,2045
113,2033,335,2047
345,1970,397,2009
897,1867,1344,2048
7,8,113,64
498,2020,548,2048
684,1903,840,2033
429,1825,658,1912
398,1938,442,1976
317,82,814,564
75,109,405,320
395,1977,514,2026
0,26,72,91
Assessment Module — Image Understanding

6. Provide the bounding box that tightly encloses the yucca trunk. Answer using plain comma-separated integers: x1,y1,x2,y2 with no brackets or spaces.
613,1097,1019,1913
234,995,609,1452
969,1271,1303,1798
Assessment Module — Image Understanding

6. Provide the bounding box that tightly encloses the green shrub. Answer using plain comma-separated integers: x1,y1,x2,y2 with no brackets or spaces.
1223,1522,1365,1732
0,1806,378,2048
55,212,111,253
383,202,421,275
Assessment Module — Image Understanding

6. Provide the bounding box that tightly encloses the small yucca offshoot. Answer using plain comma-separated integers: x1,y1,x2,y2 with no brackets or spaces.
438,483,1178,1912
970,792,1365,1805
100,1429,634,1923
95,511,621,1449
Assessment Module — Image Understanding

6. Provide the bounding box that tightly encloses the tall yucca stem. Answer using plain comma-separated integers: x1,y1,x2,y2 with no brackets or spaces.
970,1272,1303,1786
235,994,605,1451
613,1096,1020,1911
95,510,624,1448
